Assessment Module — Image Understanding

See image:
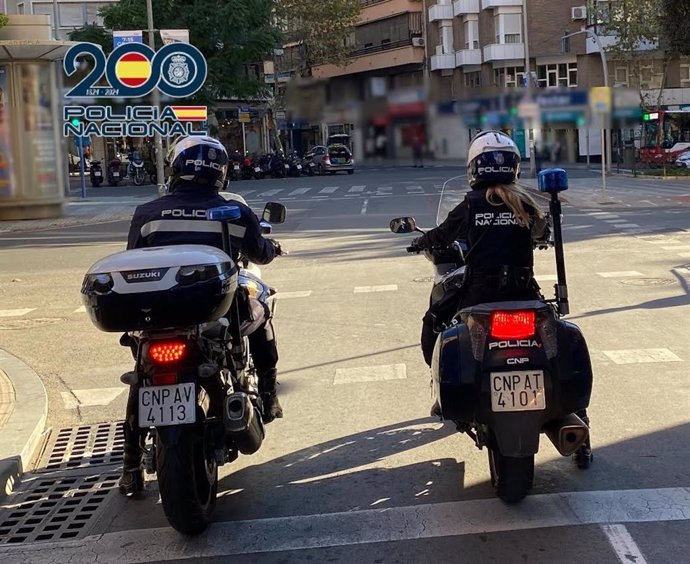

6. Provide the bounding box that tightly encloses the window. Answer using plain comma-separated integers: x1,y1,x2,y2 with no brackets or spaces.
537,62,578,88
465,71,481,88
681,65,690,87
495,11,522,45
614,66,629,87
59,4,85,28
463,17,479,50
495,66,525,88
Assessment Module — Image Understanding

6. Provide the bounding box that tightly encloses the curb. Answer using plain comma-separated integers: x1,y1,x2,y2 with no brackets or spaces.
0,349,48,500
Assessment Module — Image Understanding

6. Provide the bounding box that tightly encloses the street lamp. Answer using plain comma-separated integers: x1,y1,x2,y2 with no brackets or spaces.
561,28,613,190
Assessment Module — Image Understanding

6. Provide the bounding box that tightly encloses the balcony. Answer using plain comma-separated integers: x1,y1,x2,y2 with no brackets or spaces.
360,0,424,24
481,0,522,9
453,0,480,15
430,53,456,71
313,43,424,79
455,49,482,66
429,3,454,21
483,42,525,61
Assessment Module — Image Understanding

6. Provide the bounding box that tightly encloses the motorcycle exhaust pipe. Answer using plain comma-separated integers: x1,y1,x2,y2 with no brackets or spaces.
544,413,589,457
223,392,264,455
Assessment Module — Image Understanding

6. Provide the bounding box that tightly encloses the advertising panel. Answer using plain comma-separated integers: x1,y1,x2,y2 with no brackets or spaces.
0,65,15,199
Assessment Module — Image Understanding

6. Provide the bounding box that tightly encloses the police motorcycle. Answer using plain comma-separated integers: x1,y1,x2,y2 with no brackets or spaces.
389,169,593,503
127,150,147,186
81,199,287,535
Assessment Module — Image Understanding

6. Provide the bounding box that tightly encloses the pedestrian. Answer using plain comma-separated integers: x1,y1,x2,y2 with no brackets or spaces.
412,135,424,168
534,141,543,173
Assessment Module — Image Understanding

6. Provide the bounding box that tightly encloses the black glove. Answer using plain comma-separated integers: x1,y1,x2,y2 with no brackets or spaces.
268,238,284,256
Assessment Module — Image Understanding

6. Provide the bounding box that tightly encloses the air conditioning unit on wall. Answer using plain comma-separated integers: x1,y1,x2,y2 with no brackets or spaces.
571,6,587,20
412,37,425,47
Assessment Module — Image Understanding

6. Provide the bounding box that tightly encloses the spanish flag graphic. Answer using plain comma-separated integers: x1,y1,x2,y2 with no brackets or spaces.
170,106,208,121
114,53,152,88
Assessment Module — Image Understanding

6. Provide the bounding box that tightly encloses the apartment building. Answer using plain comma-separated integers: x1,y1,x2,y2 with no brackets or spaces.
5,0,116,39
304,0,427,159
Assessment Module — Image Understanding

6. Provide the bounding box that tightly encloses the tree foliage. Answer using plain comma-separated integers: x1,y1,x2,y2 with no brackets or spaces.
96,0,281,103
0,14,9,29
68,24,113,53
658,0,690,56
275,0,361,75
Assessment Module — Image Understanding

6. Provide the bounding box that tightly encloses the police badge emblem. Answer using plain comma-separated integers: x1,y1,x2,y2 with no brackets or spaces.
494,152,505,165
168,55,190,85
208,148,217,160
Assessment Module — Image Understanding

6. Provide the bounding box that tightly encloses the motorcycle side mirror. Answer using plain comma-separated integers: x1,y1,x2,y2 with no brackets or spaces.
262,202,286,224
389,217,418,234
259,221,273,235
538,168,569,193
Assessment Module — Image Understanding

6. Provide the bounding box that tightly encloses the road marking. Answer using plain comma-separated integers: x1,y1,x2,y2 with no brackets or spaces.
360,198,369,215
333,363,406,385
61,387,126,409
73,306,86,313
348,185,366,193
536,274,558,281
289,187,310,196
678,252,690,258
257,189,282,198
276,291,312,299
354,284,398,293
0,308,35,317
319,186,339,194
596,271,643,278
407,185,424,192
603,348,683,365
661,246,690,251
603,219,627,223
612,223,641,229
6,486,690,562
601,524,648,564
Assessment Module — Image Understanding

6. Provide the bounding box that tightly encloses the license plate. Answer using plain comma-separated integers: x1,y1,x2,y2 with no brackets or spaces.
234,165,240,170
284,164,290,169
94,171,101,176
255,167,261,172
331,159,339,164
138,383,196,427
296,164,302,169
113,172,119,176
490,371,545,412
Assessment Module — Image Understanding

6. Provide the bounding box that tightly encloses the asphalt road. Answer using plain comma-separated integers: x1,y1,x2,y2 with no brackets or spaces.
0,166,689,563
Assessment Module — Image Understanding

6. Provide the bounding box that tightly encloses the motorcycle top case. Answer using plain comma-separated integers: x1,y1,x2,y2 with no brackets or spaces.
81,244,238,332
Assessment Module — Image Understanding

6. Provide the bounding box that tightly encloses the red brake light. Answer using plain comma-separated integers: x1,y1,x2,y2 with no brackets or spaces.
323,155,331,163
490,311,535,339
149,341,187,364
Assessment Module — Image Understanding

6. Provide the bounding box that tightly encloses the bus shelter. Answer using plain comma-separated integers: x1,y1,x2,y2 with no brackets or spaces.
0,17,73,220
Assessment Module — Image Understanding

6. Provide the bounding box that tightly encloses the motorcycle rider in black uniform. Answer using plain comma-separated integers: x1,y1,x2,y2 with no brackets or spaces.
413,130,590,463
119,136,284,494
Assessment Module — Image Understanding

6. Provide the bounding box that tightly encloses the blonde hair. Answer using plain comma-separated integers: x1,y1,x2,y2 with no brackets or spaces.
485,184,544,228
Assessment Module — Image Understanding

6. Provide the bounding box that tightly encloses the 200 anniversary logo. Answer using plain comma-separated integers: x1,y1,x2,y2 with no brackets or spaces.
62,41,208,137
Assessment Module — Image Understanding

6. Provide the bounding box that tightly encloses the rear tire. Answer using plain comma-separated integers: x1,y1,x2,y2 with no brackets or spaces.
156,424,218,535
488,448,533,503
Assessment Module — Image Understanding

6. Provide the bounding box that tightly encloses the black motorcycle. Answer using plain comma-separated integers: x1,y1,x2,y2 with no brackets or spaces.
286,151,303,177
89,160,103,187
81,201,288,535
107,156,122,186
390,168,592,503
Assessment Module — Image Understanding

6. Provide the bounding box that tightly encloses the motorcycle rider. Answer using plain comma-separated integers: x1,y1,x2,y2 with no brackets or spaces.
413,131,590,463
120,135,284,494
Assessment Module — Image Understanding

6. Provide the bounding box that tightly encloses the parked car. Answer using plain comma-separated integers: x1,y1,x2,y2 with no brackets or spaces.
674,151,690,168
307,139,354,175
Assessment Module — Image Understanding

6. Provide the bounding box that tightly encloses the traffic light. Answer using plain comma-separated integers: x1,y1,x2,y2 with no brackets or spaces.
71,117,82,128
643,113,650,121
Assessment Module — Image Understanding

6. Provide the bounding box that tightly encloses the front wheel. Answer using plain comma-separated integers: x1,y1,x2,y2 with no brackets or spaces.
488,448,533,503
156,424,218,535
134,173,145,186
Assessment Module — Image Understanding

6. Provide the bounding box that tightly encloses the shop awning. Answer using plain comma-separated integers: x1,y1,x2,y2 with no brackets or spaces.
0,40,76,61
388,101,426,118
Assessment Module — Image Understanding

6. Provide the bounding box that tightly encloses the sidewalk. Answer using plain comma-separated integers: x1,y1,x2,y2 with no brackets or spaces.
0,349,47,499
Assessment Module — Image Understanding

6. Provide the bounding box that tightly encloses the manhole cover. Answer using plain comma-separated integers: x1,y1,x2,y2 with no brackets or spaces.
620,278,677,287
413,276,434,283
36,423,124,472
0,318,64,331
0,472,118,544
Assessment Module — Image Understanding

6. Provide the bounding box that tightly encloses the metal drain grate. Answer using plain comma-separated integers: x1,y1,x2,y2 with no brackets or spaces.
0,473,119,544
37,422,124,472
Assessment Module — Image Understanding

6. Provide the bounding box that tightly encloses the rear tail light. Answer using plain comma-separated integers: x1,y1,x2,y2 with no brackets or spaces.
149,341,187,364
323,155,331,164
152,373,178,385
490,311,536,339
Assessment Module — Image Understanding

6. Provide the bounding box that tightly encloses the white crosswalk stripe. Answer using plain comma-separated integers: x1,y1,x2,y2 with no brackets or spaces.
348,185,366,193
257,189,283,198
319,186,340,194
289,187,311,195
0,308,36,318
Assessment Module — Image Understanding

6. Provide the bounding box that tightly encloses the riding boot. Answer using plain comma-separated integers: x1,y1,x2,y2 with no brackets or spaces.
573,409,593,469
258,369,283,423
119,385,145,496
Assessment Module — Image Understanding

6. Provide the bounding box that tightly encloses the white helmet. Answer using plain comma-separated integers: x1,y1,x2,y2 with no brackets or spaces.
467,130,521,188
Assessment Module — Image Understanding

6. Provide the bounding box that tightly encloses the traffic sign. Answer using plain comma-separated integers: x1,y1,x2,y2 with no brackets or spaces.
590,87,612,114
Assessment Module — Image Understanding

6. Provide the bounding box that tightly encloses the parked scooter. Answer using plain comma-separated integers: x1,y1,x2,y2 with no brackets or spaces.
89,160,103,187
389,168,593,503
127,150,146,186
107,155,122,186
286,151,303,177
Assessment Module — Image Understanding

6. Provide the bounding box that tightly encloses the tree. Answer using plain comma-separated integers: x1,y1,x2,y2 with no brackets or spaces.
658,0,690,57
274,0,361,76
96,0,281,104
68,23,113,53
0,14,9,30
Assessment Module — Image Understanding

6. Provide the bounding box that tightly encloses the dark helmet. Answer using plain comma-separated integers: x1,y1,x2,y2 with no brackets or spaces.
467,130,521,189
166,135,228,192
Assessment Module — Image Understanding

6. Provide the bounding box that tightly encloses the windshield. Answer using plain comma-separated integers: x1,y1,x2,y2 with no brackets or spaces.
436,174,467,226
